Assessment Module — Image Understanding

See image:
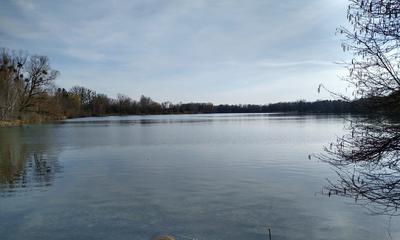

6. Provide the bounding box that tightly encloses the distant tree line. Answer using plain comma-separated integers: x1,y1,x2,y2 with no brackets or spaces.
0,47,382,123
50,87,365,118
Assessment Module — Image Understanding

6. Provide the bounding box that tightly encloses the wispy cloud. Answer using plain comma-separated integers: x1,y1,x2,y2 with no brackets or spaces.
14,0,36,12
221,60,337,68
0,0,350,103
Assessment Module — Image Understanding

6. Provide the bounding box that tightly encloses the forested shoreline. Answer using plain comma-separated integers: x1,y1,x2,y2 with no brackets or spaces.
0,47,389,126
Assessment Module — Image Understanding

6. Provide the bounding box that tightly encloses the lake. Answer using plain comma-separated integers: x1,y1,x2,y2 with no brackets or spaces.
0,113,399,240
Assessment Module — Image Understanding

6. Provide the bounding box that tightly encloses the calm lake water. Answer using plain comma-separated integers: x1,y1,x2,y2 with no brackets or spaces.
0,113,399,240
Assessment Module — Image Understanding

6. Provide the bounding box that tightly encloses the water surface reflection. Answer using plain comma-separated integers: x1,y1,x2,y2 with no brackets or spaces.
0,114,399,240
318,116,400,215
0,126,62,196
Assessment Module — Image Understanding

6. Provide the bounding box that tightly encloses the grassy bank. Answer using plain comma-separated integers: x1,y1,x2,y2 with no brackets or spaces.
0,114,66,128
0,120,28,127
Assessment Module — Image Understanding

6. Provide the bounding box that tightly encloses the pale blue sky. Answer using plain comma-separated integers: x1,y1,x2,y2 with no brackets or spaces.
0,0,350,104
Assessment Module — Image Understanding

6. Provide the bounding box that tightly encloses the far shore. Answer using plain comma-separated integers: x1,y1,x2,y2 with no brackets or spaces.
0,117,65,128
0,111,367,128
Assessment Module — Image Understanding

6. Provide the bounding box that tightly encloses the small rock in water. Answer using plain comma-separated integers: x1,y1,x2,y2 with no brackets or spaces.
153,235,175,240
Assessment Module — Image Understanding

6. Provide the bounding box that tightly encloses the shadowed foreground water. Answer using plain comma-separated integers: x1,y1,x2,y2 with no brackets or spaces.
0,114,399,240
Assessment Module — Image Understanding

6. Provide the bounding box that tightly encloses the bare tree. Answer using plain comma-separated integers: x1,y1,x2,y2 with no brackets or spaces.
318,117,400,215
69,86,95,106
318,0,400,215
19,55,59,112
0,48,59,119
339,0,400,99
0,49,27,119
117,94,133,114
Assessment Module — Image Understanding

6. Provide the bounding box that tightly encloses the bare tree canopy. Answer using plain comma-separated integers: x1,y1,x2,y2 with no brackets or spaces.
340,0,400,98
0,48,59,120
319,0,400,216
19,55,59,111
0,49,26,119
318,117,400,215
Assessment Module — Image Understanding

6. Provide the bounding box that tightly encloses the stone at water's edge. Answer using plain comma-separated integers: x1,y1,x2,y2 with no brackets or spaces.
153,235,175,240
